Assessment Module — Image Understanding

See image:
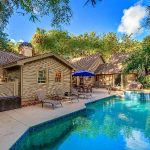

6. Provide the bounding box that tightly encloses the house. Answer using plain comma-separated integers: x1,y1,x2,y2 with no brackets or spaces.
0,43,74,101
95,53,137,89
0,51,27,80
71,53,136,89
71,54,105,87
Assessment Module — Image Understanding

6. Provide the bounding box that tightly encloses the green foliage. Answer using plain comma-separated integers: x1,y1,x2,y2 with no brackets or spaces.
0,0,72,30
146,6,150,29
32,29,102,58
0,0,100,33
143,35,150,45
119,34,142,52
0,0,100,51
0,31,9,50
32,29,142,60
138,76,150,88
0,0,12,50
97,32,119,59
123,36,150,76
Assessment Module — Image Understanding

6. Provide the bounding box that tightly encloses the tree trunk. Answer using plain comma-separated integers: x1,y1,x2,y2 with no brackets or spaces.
144,67,149,75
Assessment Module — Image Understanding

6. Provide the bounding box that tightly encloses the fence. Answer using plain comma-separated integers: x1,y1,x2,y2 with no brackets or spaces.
0,80,19,97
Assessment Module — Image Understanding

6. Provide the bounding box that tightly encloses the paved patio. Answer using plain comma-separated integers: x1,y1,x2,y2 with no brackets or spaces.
0,88,117,149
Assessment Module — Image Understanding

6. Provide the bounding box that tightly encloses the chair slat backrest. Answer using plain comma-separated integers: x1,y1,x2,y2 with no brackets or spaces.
36,90,46,101
71,88,78,95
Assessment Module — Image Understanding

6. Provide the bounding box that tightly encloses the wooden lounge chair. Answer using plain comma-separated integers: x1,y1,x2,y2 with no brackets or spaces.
36,90,62,109
54,90,79,103
72,88,87,99
64,92,79,102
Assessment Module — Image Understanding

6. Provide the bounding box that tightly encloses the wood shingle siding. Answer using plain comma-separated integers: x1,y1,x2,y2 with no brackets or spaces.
22,57,72,101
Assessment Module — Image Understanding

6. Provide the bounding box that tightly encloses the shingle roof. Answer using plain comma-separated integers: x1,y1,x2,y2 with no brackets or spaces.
95,53,128,74
3,52,74,69
95,63,122,74
110,53,129,64
71,54,105,73
0,51,26,66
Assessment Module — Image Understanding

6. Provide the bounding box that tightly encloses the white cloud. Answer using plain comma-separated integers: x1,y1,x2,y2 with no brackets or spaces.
118,4,147,35
125,130,150,150
18,39,24,43
10,39,24,43
10,39,16,43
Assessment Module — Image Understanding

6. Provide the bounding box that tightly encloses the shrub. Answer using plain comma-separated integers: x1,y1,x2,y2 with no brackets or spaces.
138,76,150,89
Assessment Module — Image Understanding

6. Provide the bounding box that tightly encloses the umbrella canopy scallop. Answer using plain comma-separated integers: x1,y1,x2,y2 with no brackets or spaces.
72,70,95,76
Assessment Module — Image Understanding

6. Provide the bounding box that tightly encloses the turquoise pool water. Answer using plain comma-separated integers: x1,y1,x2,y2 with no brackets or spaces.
125,91,150,101
12,96,150,150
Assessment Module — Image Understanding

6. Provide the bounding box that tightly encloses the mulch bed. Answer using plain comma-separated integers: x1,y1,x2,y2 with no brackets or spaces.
21,100,41,107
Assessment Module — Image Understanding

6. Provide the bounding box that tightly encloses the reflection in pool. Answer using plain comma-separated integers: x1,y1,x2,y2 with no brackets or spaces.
13,97,150,150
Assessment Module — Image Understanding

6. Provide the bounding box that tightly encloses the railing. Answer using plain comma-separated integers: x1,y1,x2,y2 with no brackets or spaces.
0,80,19,97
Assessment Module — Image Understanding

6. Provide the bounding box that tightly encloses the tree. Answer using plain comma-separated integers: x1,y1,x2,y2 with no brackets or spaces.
123,37,150,76
0,0,72,30
119,34,142,53
0,0,101,51
0,0,101,31
70,32,101,57
146,6,150,29
32,29,72,57
32,28,102,58
31,29,143,60
97,32,119,59
0,31,9,50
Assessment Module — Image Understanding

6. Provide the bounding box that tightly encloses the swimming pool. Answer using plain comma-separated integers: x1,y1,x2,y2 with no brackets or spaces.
11,96,150,150
125,91,150,101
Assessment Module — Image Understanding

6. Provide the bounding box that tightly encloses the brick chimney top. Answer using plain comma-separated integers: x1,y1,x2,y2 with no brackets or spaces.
18,42,34,57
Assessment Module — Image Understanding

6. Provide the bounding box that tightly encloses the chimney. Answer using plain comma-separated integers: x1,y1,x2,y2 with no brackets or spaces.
18,42,34,57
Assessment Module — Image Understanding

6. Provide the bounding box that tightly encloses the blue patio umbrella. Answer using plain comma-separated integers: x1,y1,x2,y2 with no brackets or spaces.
72,70,95,76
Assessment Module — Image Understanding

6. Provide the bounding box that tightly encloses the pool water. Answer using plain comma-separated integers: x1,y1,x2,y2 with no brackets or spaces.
125,91,150,101
13,97,150,150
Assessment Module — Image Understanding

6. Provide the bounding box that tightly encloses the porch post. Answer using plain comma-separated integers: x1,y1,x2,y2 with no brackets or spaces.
14,79,19,96
70,70,72,93
112,74,115,87
121,74,124,89
20,66,23,98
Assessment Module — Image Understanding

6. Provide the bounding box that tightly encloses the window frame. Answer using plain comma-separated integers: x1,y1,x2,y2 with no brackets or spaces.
55,70,62,83
37,69,47,84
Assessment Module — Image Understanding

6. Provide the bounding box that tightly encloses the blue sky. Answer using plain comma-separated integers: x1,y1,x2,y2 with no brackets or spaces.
6,0,149,42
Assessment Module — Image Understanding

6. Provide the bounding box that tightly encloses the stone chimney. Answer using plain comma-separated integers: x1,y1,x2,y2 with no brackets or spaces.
18,42,34,57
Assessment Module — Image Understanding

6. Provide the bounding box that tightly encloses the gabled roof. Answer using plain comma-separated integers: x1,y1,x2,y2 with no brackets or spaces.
95,63,122,74
110,53,129,64
71,53,105,72
0,51,26,66
4,53,74,69
95,53,128,74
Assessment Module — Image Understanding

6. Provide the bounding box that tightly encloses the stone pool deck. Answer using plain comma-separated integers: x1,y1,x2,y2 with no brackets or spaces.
0,88,118,149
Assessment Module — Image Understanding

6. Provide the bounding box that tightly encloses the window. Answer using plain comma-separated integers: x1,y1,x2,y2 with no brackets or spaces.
38,70,46,83
55,71,61,82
